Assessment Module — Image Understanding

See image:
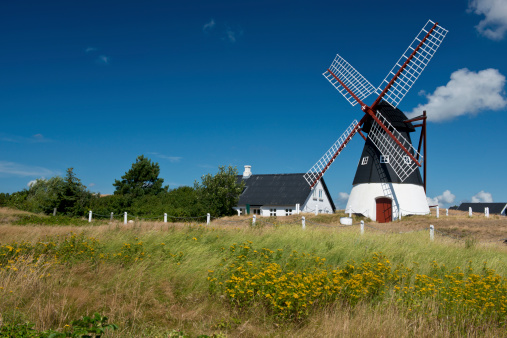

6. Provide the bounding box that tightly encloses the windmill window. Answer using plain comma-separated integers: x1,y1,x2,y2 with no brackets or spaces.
380,155,390,164
319,189,323,201
313,189,317,200
403,156,411,164
285,208,292,216
361,157,369,165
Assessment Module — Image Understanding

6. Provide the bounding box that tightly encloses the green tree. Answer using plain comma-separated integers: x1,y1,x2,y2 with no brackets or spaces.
59,168,93,216
25,176,65,214
13,168,92,216
113,155,168,198
0,192,10,207
194,165,244,217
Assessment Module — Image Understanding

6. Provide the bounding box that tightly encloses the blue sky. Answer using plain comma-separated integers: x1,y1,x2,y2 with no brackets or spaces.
1,0,506,208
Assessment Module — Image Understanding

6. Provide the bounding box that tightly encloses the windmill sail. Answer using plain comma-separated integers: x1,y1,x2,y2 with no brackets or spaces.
323,54,378,107
304,119,360,188
367,110,422,182
377,20,448,108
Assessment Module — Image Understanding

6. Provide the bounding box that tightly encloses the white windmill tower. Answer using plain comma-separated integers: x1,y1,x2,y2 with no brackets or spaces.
304,20,448,222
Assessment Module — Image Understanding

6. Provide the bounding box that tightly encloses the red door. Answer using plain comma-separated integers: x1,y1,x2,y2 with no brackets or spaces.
376,198,392,223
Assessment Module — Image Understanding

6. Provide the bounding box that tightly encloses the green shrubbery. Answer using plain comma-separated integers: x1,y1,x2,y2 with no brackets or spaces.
2,168,93,217
1,157,243,220
0,312,117,337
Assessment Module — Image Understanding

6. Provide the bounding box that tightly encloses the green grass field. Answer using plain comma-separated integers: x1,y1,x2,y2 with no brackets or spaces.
1,208,506,337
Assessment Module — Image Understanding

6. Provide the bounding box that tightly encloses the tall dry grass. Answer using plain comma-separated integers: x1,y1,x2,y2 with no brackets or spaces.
1,207,506,337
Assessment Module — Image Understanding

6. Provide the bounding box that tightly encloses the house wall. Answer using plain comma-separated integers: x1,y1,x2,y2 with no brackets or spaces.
233,205,299,217
301,180,334,214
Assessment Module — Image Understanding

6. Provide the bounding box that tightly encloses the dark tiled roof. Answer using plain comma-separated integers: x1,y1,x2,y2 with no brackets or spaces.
237,174,335,211
457,203,507,215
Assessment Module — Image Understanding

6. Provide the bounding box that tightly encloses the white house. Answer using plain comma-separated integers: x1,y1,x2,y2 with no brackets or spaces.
234,165,335,216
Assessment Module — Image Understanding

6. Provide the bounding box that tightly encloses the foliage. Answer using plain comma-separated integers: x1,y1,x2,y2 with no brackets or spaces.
209,242,507,326
3,168,93,217
0,193,9,207
58,168,93,217
113,155,168,199
0,312,117,337
194,165,244,217
3,162,243,220
87,186,205,220
12,215,90,226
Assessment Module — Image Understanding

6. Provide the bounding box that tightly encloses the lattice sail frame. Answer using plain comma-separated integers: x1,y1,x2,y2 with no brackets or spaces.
367,111,422,182
323,54,378,107
304,120,359,188
378,20,448,108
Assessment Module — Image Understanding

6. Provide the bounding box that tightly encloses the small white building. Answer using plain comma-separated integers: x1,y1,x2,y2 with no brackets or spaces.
234,166,335,216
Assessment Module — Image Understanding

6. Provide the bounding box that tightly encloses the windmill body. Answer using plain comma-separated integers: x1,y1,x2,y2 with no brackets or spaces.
304,20,448,222
345,101,429,222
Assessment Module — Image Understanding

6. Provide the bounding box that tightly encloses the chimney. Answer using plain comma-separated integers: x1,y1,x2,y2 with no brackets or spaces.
243,165,252,178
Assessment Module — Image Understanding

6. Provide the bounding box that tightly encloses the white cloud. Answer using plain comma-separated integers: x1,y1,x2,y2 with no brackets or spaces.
203,19,216,32
0,162,58,177
85,47,97,53
27,179,38,187
148,152,182,163
0,133,51,143
407,68,507,122
88,183,96,187
338,192,349,202
225,28,237,42
468,0,507,40
223,26,243,43
96,55,110,65
427,189,456,207
471,190,493,202
203,19,242,43
336,192,349,208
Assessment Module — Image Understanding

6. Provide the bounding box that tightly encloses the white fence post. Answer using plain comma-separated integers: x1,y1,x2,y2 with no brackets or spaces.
164,213,167,223
124,212,127,224
348,208,352,218
110,212,114,221
252,215,256,226
430,224,434,241
88,210,92,223
207,213,210,225
360,220,364,235
469,207,472,217
237,209,241,216
436,206,439,218
446,209,448,216
315,204,318,215
485,207,489,218
302,216,306,230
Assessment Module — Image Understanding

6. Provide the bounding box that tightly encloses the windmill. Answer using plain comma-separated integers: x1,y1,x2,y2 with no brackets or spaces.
304,20,448,222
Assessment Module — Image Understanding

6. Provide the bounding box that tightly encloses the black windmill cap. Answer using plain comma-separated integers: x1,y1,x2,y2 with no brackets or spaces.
362,100,416,133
